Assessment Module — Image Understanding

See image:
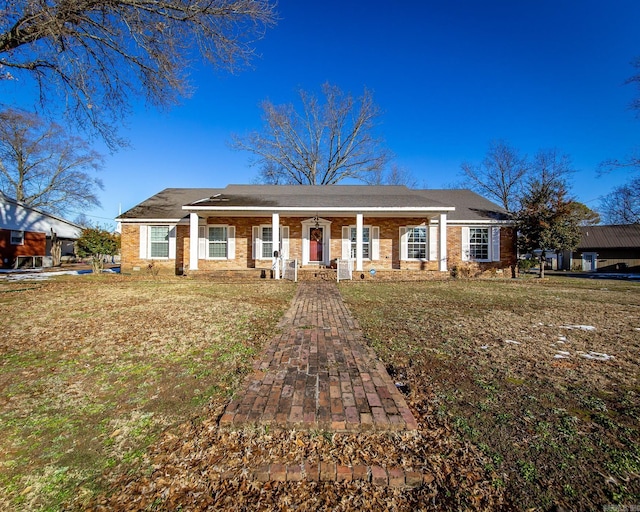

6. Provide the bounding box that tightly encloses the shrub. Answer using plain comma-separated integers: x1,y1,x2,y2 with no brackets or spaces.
518,258,536,273
76,228,120,274
449,260,482,278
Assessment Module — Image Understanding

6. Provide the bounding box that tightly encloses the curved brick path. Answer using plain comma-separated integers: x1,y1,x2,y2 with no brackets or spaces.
219,282,418,432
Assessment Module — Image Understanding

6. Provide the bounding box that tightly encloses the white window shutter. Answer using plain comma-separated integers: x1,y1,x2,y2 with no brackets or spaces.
168,225,176,259
429,225,438,261
399,227,408,260
371,226,380,260
252,226,260,259
302,227,309,264
139,225,148,259
491,226,501,262
198,226,206,259
461,227,470,261
228,226,236,260
342,227,350,259
280,226,289,259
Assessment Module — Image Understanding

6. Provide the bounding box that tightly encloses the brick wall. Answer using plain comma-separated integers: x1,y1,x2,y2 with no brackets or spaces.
446,225,518,273
120,218,517,275
0,229,46,268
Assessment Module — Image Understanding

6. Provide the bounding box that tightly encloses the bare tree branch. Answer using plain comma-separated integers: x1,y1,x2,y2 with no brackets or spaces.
459,140,530,213
598,56,640,174
231,83,390,185
0,107,103,215
599,176,640,224
0,0,276,148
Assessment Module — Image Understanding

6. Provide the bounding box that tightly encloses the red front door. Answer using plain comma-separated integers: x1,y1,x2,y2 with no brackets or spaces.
310,228,323,262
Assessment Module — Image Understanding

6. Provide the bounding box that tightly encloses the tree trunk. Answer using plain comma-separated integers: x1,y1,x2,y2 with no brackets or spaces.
539,254,545,279
91,255,103,274
51,240,62,267
50,229,62,266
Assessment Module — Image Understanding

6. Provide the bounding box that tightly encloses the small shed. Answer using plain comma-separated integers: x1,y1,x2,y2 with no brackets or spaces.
565,224,640,272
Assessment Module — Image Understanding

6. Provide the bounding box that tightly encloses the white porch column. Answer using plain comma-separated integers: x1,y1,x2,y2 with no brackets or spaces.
356,212,364,272
189,212,199,271
272,212,280,279
438,213,447,272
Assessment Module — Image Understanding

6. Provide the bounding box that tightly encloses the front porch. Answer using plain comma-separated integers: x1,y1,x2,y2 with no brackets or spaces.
184,210,451,278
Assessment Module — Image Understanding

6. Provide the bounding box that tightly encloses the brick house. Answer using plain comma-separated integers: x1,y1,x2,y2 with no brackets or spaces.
0,191,81,268
117,185,517,278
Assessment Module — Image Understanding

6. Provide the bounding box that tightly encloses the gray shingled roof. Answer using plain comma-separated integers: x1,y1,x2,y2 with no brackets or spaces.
117,185,511,222
415,189,510,221
185,185,452,209
118,188,226,220
578,224,640,249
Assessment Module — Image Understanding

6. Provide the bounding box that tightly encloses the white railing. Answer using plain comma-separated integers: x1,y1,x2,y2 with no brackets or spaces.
282,258,298,282
337,259,352,282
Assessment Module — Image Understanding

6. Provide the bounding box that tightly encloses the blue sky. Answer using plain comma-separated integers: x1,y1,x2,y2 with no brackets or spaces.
6,1,640,226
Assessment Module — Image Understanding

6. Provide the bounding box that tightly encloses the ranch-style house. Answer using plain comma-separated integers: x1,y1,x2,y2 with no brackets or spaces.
117,185,517,279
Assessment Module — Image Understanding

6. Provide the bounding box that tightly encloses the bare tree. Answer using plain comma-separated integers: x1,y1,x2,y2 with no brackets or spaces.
232,83,390,185
460,140,529,213
364,164,419,188
600,176,640,224
599,152,640,175
0,0,276,148
599,57,640,173
0,108,103,215
528,148,576,196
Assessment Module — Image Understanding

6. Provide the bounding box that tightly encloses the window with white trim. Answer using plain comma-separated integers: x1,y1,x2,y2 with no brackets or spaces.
469,227,489,260
149,226,169,258
349,226,370,259
208,226,228,258
406,226,427,259
10,230,24,245
253,226,288,260
400,226,428,260
261,226,273,258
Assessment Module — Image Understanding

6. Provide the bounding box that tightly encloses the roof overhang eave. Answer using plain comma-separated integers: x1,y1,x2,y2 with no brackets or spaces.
445,219,514,225
116,217,185,223
181,206,456,214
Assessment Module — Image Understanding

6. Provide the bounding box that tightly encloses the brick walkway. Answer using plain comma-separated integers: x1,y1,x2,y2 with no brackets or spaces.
220,282,418,432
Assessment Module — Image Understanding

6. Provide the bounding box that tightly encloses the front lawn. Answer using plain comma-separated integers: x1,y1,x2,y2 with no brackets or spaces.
1,275,638,510
0,276,295,511
342,277,640,510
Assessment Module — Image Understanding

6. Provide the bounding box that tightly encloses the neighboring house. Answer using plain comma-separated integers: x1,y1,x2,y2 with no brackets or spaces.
561,224,640,272
0,191,81,268
116,185,517,278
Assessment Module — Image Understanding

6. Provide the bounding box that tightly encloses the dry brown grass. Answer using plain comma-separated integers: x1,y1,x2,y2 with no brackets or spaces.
2,274,639,511
0,275,295,511
342,277,640,510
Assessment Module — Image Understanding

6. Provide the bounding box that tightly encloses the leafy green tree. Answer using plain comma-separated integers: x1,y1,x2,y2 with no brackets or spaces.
517,176,582,278
568,201,601,226
76,227,119,274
